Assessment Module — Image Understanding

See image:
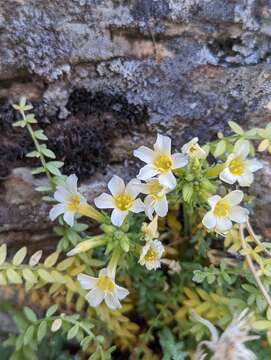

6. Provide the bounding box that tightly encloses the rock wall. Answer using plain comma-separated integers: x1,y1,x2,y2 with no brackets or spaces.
1,0,271,250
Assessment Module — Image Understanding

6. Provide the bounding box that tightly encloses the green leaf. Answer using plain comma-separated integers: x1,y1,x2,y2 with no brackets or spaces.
34,130,48,140
46,162,61,176
6,269,23,284
57,258,74,271
13,120,27,128
44,252,59,268
37,321,47,342
214,140,226,157
40,147,56,159
23,307,37,323
253,320,271,330
228,121,244,135
22,269,37,283
12,247,27,266
46,304,58,317
67,324,80,340
182,183,193,203
26,150,41,158
35,186,52,192
32,167,46,175
0,244,7,265
25,114,37,124
37,269,54,282
23,325,35,345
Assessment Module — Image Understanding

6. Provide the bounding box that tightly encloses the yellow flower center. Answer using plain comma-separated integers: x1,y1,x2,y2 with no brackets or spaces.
67,194,81,212
115,193,133,211
144,247,157,262
213,199,230,218
148,180,163,194
96,275,115,292
188,144,199,157
154,155,172,173
229,157,245,176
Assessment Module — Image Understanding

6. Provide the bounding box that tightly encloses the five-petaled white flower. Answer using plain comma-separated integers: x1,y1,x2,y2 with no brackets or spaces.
135,179,170,220
49,174,86,227
139,240,164,270
219,140,262,187
77,268,129,309
134,134,188,189
94,175,144,227
202,190,249,234
181,137,206,159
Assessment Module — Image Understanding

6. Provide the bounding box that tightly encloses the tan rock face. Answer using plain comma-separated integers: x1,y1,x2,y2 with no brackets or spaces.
1,0,271,249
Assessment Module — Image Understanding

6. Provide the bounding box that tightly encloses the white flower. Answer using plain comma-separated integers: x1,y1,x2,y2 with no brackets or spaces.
139,240,164,270
182,137,206,159
94,175,144,227
49,174,86,227
202,190,249,234
77,268,129,310
219,140,262,187
135,178,170,220
142,215,159,242
193,309,258,360
134,134,188,189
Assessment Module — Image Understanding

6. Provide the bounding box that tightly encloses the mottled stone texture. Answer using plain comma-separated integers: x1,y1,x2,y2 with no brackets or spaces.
1,0,271,249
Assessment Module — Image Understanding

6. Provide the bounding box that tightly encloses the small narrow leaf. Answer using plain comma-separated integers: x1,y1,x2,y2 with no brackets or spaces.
22,269,37,283
23,325,35,345
44,252,59,268
26,150,41,158
0,244,7,265
37,321,47,342
12,247,27,266
29,250,43,266
6,269,23,284
41,147,56,159
23,307,37,323
46,304,58,317
228,121,244,135
67,324,80,340
51,318,62,332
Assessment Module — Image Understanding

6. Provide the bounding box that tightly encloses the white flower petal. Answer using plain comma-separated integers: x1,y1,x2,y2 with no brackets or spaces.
66,174,78,193
237,172,253,187
246,159,262,172
154,134,171,155
137,164,159,180
159,171,176,189
224,190,244,206
144,196,155,220
77,274,96,289
181,137,198,153
126,178,142,199
171,153,188,169
202,211,216,229
116,285,129,300
49,204,65,221
133,146,154,163
105,292,121,309
108,175,125,196
219,168,236,184
207,195,221,209
111,209,128,227
146,260,161,270
63,212,75,227
154,196,168,217
234,140,250,158
94,193,115,209
54,187,70,203
130,198,145,213
86,288,104,307
216,218,232,233
229,206,249,223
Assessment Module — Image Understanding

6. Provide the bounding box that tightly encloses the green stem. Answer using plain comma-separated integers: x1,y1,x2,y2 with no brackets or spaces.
183,203,193,237
107,248,123,278
21,110,53,186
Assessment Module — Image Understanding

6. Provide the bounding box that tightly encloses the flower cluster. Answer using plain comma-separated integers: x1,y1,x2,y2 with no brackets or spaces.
49,133,262,310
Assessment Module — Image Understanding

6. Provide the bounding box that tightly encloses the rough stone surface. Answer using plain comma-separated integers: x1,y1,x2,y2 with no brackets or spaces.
1,0,271,249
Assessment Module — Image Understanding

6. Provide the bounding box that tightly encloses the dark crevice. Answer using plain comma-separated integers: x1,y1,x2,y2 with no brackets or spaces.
0,89,149,179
